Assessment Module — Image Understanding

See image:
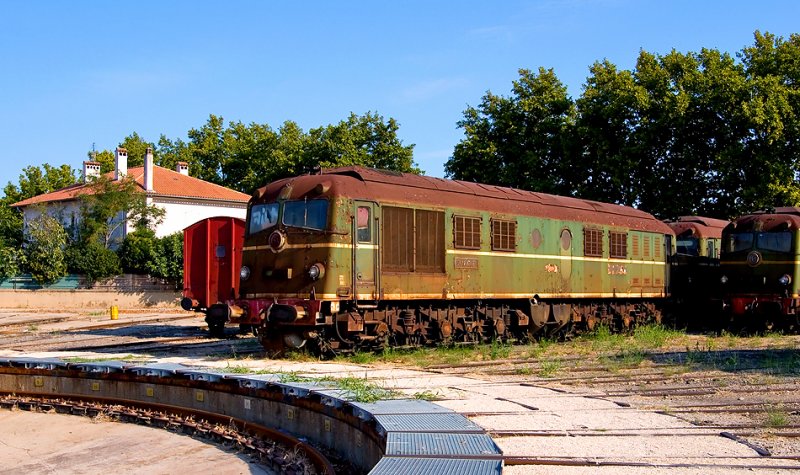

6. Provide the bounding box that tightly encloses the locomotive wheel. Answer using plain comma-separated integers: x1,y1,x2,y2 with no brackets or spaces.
208,322,225,338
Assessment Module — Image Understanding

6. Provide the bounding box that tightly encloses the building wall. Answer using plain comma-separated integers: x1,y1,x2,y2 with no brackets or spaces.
150,197,247,237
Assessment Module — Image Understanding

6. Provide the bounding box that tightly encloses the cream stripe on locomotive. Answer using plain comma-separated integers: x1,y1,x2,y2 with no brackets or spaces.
447,249,666,265
245,292,667,300
243,243,377,251
243,243,666,265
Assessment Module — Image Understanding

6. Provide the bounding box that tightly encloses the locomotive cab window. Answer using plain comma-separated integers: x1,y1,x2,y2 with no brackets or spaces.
357,206,371,243
249,202,279,235
283,199,328,231
757,231,793,253
727,233,754,253
609,232,628,259
491,219,516,252
676,237,699,256
454,216,481,249
584,228,603,257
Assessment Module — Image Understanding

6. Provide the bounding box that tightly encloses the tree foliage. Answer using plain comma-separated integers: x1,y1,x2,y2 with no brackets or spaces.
24,213,68,285
77,175,165,249
155,112,418,194
1,164,77,248
65,241,121,284
446,31,800,220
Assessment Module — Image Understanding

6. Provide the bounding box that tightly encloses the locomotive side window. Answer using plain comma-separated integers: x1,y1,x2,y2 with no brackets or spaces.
357,206,371,243
728,233,754,252
283,199,328,231
560,229,572,250
757,231,792,252
454,216,481,249
609,232,628,259
584,228,603,257
249,203,279,235
491,219,516,252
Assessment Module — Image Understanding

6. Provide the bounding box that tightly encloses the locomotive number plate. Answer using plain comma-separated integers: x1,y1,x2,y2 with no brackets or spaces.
607,264,627,275
454,257,479,269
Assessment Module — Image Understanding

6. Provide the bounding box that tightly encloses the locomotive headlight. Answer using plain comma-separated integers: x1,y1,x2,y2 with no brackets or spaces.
779,274,792,286
308,263,325,281
720,275,729,284
240,266,251,281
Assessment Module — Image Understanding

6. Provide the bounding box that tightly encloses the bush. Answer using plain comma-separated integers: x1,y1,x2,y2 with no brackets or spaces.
117,229,183,285
66,241,121,284
24,214,67,285
118,228,158,274
0,245,25,280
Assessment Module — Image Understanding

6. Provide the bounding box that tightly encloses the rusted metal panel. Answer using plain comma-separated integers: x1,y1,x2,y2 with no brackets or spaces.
251,166,673,234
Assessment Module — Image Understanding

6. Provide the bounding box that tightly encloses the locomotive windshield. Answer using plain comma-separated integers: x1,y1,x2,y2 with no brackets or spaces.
249,203,279,235
676,237,699,256
283,199,328,231
726,231,793,253
756,231,792,252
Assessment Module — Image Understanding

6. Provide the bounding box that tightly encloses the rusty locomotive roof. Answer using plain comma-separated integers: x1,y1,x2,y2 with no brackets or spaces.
666,216,729,239
726,207,800,233
253,167,674,234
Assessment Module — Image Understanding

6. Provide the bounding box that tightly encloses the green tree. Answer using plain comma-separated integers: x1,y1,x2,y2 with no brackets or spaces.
92,132,156,173
77,175,165,249
24,213,68,285
446,68,575,194
1,163,76,248
0,246,25,280
303,112,418,175
65,241,121,284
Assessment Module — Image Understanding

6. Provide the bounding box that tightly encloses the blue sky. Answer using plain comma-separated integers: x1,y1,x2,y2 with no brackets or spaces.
1,1,798,191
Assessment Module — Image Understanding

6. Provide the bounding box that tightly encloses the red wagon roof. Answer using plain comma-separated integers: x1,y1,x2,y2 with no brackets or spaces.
726,207,800,233
666,216,729,239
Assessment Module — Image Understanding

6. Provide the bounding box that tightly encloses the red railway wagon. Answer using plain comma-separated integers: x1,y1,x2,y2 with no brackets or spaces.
181,217,245,334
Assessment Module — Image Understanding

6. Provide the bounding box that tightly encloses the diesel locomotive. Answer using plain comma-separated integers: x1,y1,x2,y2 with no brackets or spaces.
720,207,800,330
183,167,675,355
666,216,729,327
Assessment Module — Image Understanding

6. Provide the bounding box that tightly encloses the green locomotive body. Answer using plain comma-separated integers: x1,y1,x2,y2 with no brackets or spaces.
720,207,800,329
199,167,674,354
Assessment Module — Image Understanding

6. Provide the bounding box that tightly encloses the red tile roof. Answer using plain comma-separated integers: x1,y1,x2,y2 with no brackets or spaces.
11,165,250,208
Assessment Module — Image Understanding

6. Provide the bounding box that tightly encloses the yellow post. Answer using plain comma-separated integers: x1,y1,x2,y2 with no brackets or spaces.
110,305,119,320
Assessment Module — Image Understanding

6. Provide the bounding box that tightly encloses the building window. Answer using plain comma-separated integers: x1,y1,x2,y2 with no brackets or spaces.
454,216,481,249
584,228,603,257
491,219,516,252
609,232,627,259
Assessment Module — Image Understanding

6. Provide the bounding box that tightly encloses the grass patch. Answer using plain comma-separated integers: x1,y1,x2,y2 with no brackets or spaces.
765,406,790,428
633,324,682,349
412,389,440,401
538,359,562,377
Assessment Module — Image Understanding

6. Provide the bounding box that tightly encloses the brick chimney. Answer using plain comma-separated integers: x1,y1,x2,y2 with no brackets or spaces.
144,147,154,192
83,161,101,183
114,147,128,180
176,161,189,176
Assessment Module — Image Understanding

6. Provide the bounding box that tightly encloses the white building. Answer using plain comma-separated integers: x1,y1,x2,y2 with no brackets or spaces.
12,147,249,245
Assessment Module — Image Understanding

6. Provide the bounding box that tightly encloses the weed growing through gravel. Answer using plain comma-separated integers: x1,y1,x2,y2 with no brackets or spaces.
538,360,562,377
633,324,683,349
766,406,790,428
